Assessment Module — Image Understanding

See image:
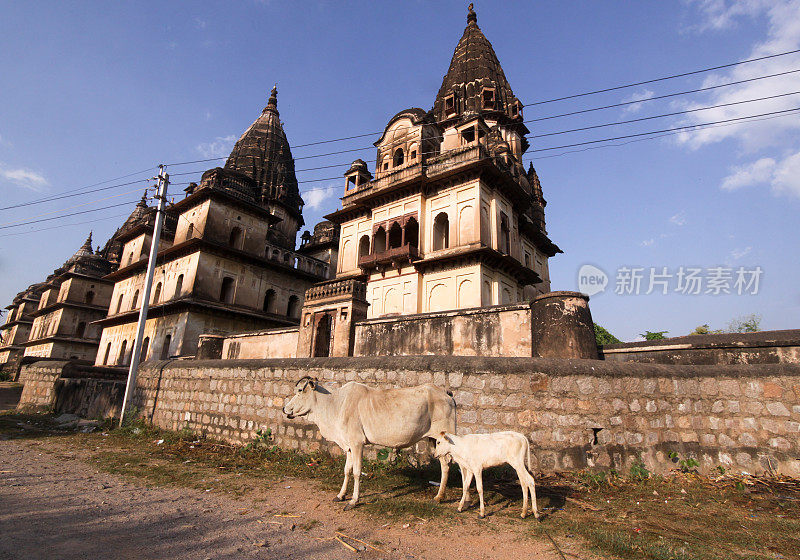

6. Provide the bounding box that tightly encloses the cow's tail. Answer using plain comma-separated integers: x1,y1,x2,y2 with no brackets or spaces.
526,436,532,473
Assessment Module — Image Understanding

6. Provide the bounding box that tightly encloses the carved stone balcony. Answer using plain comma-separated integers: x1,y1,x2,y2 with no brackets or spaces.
305,278,367,303
358,245,419,270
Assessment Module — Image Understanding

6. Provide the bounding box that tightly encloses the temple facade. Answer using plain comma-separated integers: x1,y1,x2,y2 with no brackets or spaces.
327,6,559,320
93,88,330,365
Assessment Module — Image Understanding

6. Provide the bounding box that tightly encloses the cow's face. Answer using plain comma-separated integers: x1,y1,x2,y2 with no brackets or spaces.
283,376,317,419
433,432,455,460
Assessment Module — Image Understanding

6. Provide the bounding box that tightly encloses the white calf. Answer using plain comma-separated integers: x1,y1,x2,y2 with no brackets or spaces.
433,431,539,519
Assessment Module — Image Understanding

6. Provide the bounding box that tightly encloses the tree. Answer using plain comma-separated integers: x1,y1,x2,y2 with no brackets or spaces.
594,324,621,346
727,314,762,333
689,324,710,335
640,330,668,340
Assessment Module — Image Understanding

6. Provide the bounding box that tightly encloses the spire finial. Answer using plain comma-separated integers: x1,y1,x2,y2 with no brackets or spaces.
268,84,278,107
467,3,477,24
138,191,148,207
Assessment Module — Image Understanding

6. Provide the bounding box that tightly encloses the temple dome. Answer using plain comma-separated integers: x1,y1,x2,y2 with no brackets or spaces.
224,86,303,220
432,5,525,129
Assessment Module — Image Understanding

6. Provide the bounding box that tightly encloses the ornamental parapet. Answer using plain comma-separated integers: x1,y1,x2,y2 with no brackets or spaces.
305,278,367,303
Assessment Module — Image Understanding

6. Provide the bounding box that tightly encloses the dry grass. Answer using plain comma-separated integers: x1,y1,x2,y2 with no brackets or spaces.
2,411,799,559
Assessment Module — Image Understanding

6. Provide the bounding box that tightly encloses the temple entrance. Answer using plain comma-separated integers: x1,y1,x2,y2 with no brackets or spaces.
313,314,333,357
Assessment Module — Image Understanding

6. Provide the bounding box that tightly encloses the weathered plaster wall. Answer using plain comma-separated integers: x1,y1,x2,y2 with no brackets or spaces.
353,303,533,357
129,357,800,476
602,330,800,366
222,327,299,359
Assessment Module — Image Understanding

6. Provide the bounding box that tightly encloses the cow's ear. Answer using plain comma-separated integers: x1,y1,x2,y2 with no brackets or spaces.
308,378,317,389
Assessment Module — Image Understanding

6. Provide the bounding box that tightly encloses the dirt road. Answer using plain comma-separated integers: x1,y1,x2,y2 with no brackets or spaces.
0,435,586,560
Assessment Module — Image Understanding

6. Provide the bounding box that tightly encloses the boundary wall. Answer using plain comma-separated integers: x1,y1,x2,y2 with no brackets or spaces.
128,356,800,476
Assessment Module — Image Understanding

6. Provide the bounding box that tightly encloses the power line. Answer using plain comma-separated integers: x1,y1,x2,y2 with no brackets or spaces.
527,67,800,123
528,106,800,153
0,213,130,238
0,178,151,211
531,90,800,139
523,48,800,107
0,200,141,231
530,110,800,161
0,188,147,228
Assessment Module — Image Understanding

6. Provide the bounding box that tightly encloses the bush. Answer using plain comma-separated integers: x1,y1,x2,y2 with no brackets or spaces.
594,324,621,346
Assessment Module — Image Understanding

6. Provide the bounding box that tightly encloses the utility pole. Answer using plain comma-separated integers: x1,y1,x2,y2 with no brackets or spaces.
119,164,169,427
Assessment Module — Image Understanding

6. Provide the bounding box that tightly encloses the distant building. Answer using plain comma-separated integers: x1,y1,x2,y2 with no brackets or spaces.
327,5,559,320
93,87,330,365
0,283,46,371
298,220,340,280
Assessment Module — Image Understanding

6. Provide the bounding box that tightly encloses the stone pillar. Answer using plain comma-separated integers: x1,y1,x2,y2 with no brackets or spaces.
531,291,598,359
296,279,368,358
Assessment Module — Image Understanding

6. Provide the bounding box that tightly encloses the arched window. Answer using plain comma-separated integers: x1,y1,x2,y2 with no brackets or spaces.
433,212,450,251
228,226,242,248
263,289,276,313
85,291,94,305
160,335,171,360
115,294,124,314
358,235,370,259
287,295,300,318
313,314,332,357
220,277,235,304
174,274,184,298
117,340,128,366
140,337,150,362
271,249,280,261
404,218,419,248
131,290,139,310
186,223,194,240
283,253,290,264
388,222,402,249
373,226,387,253
393,147,404,168
75,321,86,338
102,342,112,365
499,213,510,254
152,282,162,304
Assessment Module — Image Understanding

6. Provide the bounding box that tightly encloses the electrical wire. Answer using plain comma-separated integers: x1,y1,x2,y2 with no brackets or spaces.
0,213,130,238
0,201,142,231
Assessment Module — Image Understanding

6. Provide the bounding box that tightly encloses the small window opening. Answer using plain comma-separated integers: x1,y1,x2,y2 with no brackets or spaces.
287,295,300,318
347,176,357,189
263,289,276,313
186,223,194,239
152,282,162,304
160,335,171,360
131,290,139,310
410,150,417,160
433,212,450,251
482,88,496,109
388,222,402,249
358,235,370,259
500,213,510,254
85,291,94,304
404,217,419,248
445,94,456,114
373,226,387,254
174,274,184,298
393,148,404,168
220,277,235,304
591,427,603,446
228,226,242,248
461,126,475,144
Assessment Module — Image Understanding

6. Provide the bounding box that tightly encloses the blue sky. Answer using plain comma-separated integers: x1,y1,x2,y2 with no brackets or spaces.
1,1,798,341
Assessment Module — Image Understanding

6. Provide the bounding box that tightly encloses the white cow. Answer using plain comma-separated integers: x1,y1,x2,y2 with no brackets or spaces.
433,431,539,519
282,376,457,509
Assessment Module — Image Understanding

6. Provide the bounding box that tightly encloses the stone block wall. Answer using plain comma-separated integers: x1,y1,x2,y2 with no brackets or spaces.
17,361,75,410
132,357,800,476
602,329,800,365
221,327,299,360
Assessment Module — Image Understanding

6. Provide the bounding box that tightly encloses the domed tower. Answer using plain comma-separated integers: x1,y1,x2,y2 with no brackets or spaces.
224,86,304,249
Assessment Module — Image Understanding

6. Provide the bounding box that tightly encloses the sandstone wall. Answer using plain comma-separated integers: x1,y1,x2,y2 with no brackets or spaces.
353,304,533,357
17,361,74,410
132,357,800,476
602,330,800,366
221,327,299,359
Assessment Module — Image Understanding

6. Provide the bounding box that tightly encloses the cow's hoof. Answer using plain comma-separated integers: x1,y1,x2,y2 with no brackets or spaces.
433,495,443,503
343,503,356,511
333,495,345,502
478,513,485,519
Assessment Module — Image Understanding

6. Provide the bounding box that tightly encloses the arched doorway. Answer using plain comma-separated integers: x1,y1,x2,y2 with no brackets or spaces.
313,314,333,357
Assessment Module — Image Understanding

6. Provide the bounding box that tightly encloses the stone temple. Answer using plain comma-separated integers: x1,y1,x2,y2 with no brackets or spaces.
6,5,800,481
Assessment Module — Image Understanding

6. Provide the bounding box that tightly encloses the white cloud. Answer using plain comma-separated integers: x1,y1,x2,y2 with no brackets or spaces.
720,150,800,196
669,210,687,226
622,89,655,114
193,17,207,30
675,1,800,151
731,246,753,259
772,149,800,195
640,238,655,247
721,157,776,190
303,184,339,210
0,164,48,191
195,135,236,159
